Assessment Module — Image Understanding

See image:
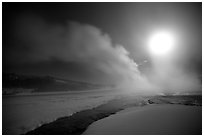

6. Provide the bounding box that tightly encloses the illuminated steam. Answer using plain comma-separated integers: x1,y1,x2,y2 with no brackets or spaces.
7,15,201,94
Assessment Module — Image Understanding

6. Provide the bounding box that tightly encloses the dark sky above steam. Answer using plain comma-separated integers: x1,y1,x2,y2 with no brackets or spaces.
3,2,201,88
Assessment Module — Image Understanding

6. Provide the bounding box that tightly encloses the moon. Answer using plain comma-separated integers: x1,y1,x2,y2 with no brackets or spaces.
148,31,174,55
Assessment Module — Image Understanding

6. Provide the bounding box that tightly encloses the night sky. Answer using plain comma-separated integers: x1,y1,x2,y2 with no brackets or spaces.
3,2,202,89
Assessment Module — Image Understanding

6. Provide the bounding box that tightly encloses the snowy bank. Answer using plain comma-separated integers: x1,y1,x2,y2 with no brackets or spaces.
83,104,201,135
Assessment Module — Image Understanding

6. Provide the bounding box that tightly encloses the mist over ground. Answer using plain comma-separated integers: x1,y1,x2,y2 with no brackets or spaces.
2,3,202,135
4,14,201,95
3,3,201,95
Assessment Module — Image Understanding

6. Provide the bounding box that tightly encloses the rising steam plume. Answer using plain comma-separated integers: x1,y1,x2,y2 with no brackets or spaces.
5,15,201,95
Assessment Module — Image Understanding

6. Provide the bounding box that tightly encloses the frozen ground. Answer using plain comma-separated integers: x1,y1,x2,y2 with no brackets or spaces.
3,89,201,135
2,89,120,134
84,104,202,135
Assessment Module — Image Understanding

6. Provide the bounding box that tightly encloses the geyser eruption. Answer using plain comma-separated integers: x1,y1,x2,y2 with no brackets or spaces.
8,15,158,93
7,14,201,95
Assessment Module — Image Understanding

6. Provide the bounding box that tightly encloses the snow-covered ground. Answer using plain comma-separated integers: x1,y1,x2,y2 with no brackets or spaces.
84,104,202,135
3,89,121,134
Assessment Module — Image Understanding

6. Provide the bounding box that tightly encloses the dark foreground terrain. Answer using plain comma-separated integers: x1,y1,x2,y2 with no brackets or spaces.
26,95,201,135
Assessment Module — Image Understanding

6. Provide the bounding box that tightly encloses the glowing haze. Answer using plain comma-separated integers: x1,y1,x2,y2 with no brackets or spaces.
3,3,201,95
147,29,201,94
148,31,174,55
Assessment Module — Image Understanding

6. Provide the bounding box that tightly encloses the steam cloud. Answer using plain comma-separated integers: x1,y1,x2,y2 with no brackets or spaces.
6,15,156,93
6,15,201,95
149,57,201,94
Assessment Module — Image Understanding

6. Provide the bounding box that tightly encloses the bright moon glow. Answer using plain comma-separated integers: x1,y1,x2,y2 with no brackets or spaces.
148,31,174,55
